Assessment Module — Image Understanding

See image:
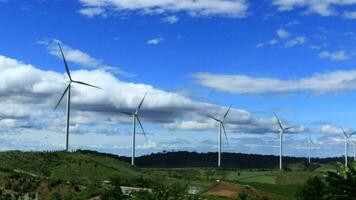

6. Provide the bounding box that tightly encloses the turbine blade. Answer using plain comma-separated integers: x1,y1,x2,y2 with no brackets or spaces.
284,126,294,131
207,115,221,122
136,92,147,114
72,81,101,89
349,131,356,137
340,127,348,138
136,116,148,143
273,112,283,130
118,111,133,116
54,84,70,110
223,105,232,121
58,43,72,81
222,123,229,145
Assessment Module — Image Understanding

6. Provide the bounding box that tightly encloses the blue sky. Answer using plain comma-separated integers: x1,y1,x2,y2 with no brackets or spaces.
1,0,356,158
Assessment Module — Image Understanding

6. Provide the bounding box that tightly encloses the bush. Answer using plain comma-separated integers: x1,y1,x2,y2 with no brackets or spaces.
295,176,325,200
101,187,124,200
295,163,356,200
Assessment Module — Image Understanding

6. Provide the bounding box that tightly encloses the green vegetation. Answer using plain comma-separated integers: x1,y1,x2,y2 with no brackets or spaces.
295,163,356,200
0,150,351,200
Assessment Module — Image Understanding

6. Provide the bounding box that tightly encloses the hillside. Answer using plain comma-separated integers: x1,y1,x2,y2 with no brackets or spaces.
0,151,150,199
0,150,341,200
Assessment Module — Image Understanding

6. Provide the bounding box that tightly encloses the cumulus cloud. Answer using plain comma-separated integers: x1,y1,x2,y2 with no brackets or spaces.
1,53,277,132
78,0,249,18
319,50,353,60
193,70,356,95
271,0,356,16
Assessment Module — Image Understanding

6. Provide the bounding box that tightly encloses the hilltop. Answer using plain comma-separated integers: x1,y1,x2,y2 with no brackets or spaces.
78,150,342,169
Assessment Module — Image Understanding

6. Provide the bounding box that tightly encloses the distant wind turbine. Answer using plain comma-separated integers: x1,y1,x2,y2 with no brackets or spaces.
307,132,316,164
274,112,293,171
119,93,148,166
55,43,101,152
340,127,356,166
207,106,231,167
353,140,356,162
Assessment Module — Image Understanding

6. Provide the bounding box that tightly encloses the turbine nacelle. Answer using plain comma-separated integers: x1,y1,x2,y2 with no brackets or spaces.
118,93,148,143
273,112,293,134
340,127,356,139
207,105,231,144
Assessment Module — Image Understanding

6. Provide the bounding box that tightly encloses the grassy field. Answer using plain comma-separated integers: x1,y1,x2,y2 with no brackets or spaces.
0,151,339,199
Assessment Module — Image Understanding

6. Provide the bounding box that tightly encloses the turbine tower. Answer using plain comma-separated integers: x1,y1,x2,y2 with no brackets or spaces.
207,106,231,167
274,112,293,171
307,132,316,164
55,43,100,152
119,93,148,166
340,127,356,166
353,140,356,162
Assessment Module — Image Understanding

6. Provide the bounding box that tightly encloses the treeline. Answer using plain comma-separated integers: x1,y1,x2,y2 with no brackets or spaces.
77,150,344,169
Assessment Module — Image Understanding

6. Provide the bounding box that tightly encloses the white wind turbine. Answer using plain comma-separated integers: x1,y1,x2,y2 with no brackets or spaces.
340,127,356,166
307,132,316,164
273,112,293,171
353,140,356,162
207,106,231,167
55,44,100,152
119,93,148,166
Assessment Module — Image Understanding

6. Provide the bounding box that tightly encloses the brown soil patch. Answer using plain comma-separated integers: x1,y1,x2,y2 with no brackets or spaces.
205,181,285,199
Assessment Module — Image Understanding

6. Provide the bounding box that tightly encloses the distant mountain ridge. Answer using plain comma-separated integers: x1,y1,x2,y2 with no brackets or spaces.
77,150,344,169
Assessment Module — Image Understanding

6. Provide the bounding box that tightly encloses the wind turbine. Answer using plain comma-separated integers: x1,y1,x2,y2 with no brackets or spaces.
207,106,231,167
55,43,100,152
119,93,148,166
273,112,293,171
340,127,356,166
307,132,316,164
353,140,356,162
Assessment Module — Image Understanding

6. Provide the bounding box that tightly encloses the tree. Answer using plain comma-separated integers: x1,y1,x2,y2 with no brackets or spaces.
295,176,325,200
295,163,356,200
101,187,124,200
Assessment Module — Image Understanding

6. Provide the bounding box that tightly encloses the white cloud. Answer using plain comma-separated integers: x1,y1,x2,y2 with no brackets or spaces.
193,70,356,95
271,0,356,16
343,10,356,19
147,37,164,45
162,15,179,24
319,50,352,60
0,52,350,157
39,40,133,77
276,28,290,38
257,28,305,48
78,7,106,18
285,36,306,47
256,39,278,48
285,20,300,26
78,0,249,18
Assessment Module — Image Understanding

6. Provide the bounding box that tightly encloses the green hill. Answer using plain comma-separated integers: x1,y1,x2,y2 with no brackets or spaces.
0,151,149,199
